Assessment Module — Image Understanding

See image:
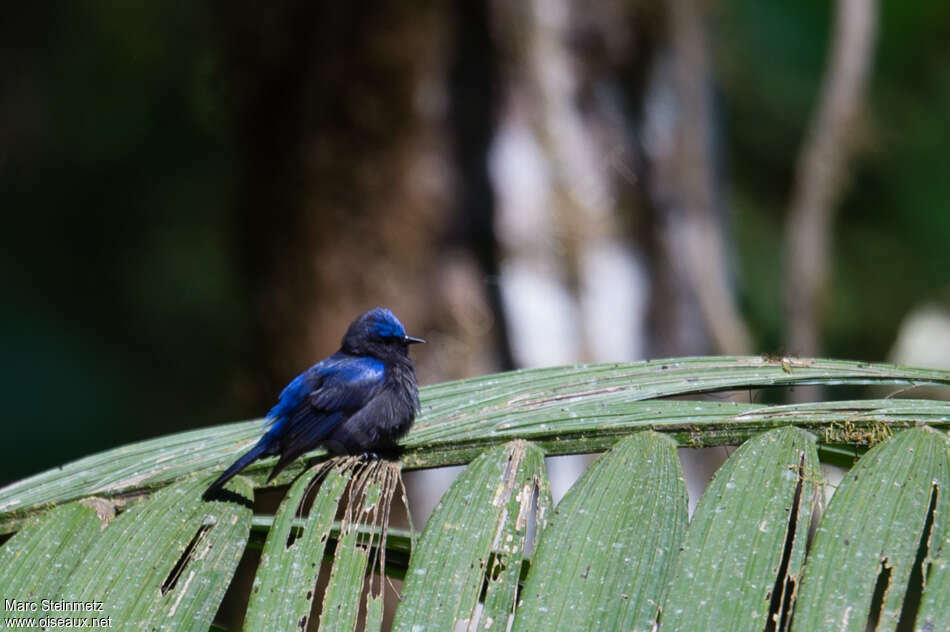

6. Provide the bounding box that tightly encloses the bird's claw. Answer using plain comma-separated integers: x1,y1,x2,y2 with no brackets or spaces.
359,451,381,461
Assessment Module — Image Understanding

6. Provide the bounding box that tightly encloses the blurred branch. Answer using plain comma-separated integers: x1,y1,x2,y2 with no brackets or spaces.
784,0,879,363
670,0,753,355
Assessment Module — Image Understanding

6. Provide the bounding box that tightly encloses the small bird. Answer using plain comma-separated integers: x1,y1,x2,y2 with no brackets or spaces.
204,308,423,499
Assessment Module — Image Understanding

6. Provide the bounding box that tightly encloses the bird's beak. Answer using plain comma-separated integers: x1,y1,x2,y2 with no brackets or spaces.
404,335,425,344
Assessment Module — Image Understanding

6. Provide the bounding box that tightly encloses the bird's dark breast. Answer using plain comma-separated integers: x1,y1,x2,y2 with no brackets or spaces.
325,360,419,455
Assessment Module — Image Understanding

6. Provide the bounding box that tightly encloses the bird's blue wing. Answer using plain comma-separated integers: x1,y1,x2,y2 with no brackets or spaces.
265,354,386,455
307,356,386,413
268,371,313,420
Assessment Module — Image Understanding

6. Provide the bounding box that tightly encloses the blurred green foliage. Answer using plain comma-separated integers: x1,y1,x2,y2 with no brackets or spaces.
722,0,950,356
1,3,248,484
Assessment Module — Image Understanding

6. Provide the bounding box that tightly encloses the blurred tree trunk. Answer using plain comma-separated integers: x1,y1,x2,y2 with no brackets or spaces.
445,0,515,373
490,0,653,368
565,0,747,506
215,2,512,628
216,1,507,409
571,0,751,358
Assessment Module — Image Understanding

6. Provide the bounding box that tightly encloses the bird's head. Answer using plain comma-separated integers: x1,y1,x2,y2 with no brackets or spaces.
341,307,424,358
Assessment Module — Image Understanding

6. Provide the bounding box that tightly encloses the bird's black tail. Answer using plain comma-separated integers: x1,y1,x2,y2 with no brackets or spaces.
203,441,272,500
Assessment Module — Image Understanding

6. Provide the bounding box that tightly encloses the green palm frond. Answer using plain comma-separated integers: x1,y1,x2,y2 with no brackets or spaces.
1,356,948,630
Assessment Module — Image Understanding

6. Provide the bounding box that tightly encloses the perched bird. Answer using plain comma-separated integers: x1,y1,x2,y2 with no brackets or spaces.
204,308,423,499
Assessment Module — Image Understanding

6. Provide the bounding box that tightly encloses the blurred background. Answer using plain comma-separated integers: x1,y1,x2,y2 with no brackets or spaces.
2,0,950,501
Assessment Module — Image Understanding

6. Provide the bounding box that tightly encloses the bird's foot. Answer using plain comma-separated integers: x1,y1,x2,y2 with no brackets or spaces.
359,451,381,461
